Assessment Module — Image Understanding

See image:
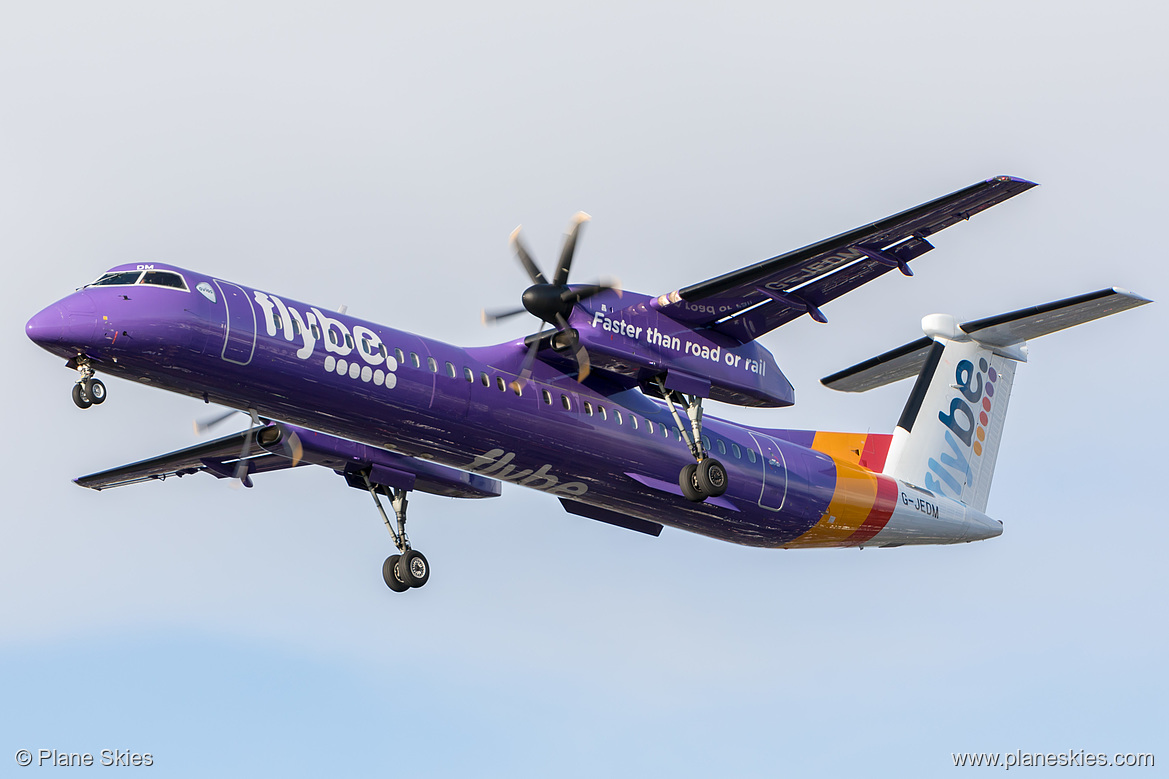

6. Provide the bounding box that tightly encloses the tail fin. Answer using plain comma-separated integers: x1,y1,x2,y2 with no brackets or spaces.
822,288,1150,511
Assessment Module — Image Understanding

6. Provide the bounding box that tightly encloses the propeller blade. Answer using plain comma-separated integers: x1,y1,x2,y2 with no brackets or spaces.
285,430,303,468
562,279,622,304
232,410,262,487
555,314,591,383
509,226,547,285
553,212,590,287
194,408,240,435
509,327,549,393
481,306,528,325
572,338,591,383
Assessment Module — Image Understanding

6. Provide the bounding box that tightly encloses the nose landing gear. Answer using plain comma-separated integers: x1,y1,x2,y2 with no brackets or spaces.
69,356,106,409
362,472,430,593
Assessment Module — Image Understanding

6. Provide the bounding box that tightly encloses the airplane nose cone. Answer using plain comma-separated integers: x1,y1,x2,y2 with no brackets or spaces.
26,294,97,348
26,303,64,345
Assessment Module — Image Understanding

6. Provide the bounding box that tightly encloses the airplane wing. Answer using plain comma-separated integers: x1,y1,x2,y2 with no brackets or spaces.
650,176,1036,343
75,423,502,499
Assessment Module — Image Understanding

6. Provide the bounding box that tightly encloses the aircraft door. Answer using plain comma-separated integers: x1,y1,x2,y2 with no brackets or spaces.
747,432,788,511
213,281,257,365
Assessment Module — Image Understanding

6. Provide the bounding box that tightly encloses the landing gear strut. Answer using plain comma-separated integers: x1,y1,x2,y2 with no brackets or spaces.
362,472,430,592
70,356,106,409
657,378,727,503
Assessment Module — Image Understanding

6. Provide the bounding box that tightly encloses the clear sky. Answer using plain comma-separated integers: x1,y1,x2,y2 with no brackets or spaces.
2,2,1165,776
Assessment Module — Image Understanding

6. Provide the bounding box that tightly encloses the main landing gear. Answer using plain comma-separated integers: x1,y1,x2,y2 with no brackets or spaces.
69,356,107,409
361,472,430,593
656,379,728,504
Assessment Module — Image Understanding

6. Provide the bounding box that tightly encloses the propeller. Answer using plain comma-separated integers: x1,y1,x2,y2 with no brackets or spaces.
194,407,303,487
232,409,262,487
483,212,619,388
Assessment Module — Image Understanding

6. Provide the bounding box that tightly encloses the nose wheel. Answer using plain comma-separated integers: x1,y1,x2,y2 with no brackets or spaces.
362,472,431,593
69,357,107,409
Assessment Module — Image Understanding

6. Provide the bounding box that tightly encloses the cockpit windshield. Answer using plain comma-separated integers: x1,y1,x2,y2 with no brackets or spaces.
141,270,188,290
85,269,189,291
88,271,143,287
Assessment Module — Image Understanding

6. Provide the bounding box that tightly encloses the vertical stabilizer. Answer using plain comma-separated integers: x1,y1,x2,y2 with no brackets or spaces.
882,329,1017,512
822,288,1151,512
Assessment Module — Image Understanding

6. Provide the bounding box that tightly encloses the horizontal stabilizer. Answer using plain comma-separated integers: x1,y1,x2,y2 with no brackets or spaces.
822,288,1151,392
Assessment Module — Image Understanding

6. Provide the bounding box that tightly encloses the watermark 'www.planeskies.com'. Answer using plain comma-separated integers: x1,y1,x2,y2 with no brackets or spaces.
952,750,1154,770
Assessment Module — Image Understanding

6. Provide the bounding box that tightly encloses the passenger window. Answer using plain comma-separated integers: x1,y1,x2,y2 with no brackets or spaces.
380,344,387,359
598,406,607,420
496,376,506,391
732,443,742,459
292,319,301,335
717,439,726,455
395,348,405,364
646,419,654,434
630,416,638,430
583,402,593,416
345,333,354,349
464,367,474,382
329,330,339,346
481,372,490,387
512,381,522,396
274,317,282,330
427,357,438,373
542,389,552,405
311,324,321,340
410,352,420,368
701,435,711,450
446,362,456,378
615,410,623,425
561,395,571,411
747,449,757,464
662,425,669,438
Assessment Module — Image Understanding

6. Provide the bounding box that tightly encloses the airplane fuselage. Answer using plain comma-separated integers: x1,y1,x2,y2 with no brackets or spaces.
27,263,1003,549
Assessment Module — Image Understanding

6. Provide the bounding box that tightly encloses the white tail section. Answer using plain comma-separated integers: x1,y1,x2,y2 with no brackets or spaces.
882,334,1017,512
823,288,1151,512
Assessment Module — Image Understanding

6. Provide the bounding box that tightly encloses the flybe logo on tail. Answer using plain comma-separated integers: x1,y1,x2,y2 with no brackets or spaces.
926,357,999,499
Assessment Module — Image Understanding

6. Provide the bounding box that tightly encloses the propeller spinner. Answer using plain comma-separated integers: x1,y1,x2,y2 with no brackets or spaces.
483,212,619,389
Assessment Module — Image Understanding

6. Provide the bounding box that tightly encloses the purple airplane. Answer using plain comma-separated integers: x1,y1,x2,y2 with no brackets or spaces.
26,176,1150,592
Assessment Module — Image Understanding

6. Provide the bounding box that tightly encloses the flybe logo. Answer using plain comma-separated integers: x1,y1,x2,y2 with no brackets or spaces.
467,449,588,497
925,357,999,498
251,291,397,389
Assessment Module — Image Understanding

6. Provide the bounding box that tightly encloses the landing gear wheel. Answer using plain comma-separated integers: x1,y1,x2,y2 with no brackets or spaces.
398,549,430,588
71,383,92,409
383,554,410,592
696,458,728,497
84,378,106,404
679,462,705,502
